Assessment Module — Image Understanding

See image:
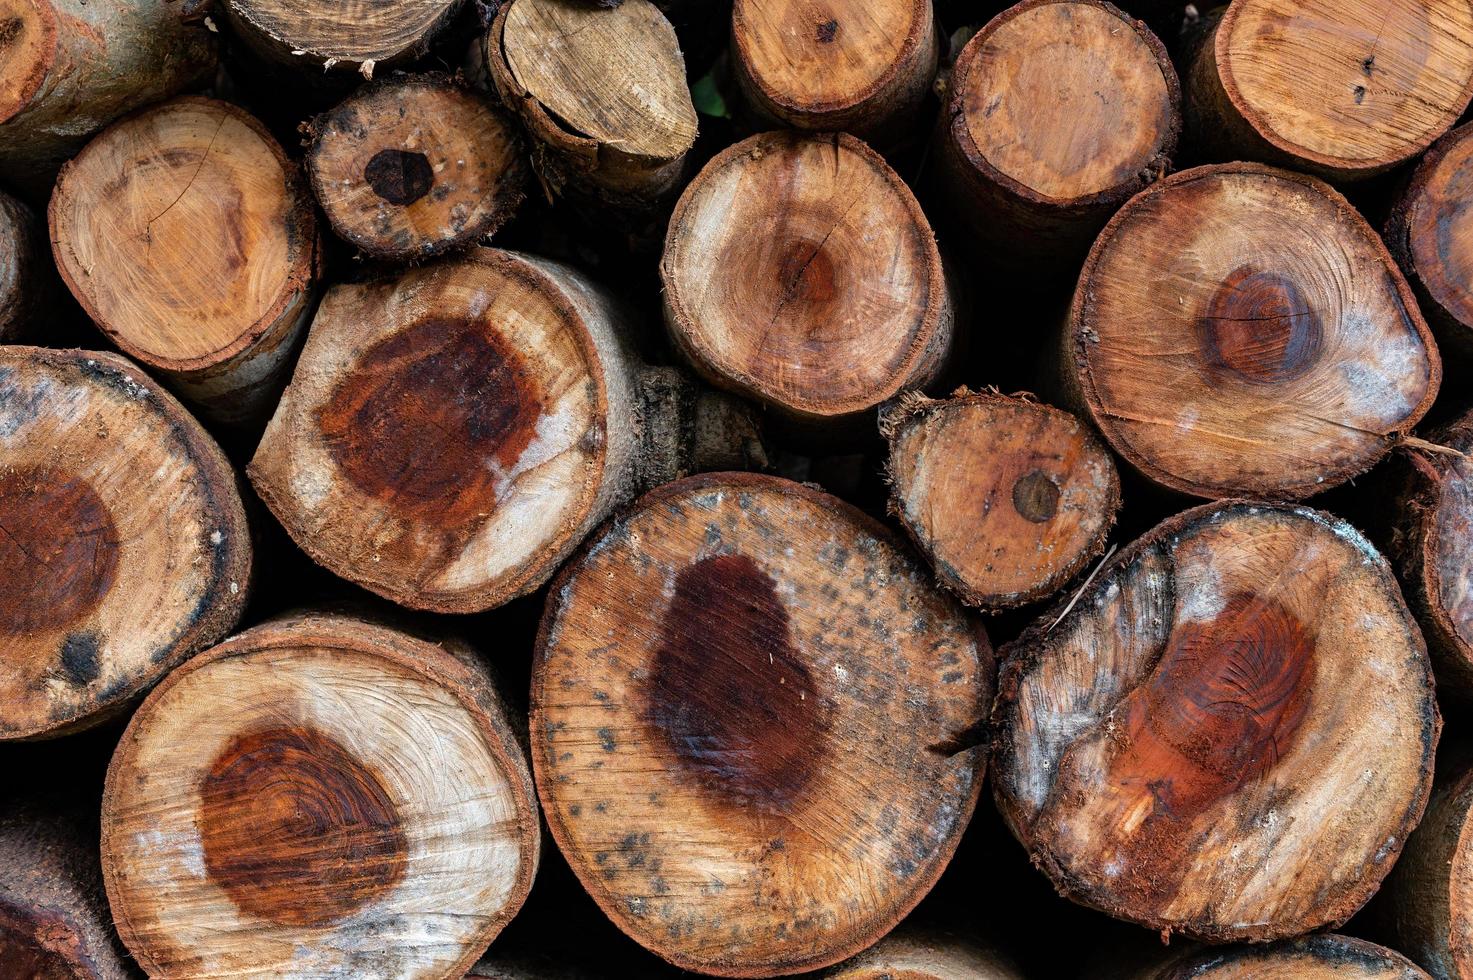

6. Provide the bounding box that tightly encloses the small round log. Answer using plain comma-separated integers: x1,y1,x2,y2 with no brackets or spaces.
1184,0,1473,182
936,0,1179,272
883,389,1120,611
221,0,463,77
49,96,320,425
730,0,938,146
0,347,250,740
992,500,1438,943
533,472,991,977
823,926,1023,979
101,613,540,979
0,0,217,194
662,131,955,432
1140,935,1430,980
485,0,698,213
0,795,132,979
0,189,47,342
1385,121,1473,360
1066,162,1439,500
306,74,528,261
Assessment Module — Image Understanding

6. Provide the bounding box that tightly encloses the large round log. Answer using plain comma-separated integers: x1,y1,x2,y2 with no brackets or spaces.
992,500,1438,942
0,347,250,740
823,926,1023,979
101,614,540,979
1184,0,1473,182
533,472,990,976
1065,162,1439,500
50,96,320,425
221,0,463,76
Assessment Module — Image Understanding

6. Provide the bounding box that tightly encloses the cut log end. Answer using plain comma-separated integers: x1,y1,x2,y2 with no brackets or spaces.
225,0,460,66
884,391,1120,610
101,615,540,979
0,0,52,125
307,74,528,260
1145,934,1431,979
662,131,953,425
0,348,250,740
993,501,1438,943
1069,162,1438,499
534,473,990,977
823,926,1024,979
49,96,318,424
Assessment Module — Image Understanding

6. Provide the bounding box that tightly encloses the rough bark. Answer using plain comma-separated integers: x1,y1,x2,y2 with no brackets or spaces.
822,925,1024,979
1065,162,1439,500
883,389,1121,611
0,0,217,195
100,613,540,979
221,0,464,77
662,130,956,434
731,0,939,146
0,795,132,979
50,96,320,425
249,247,765,614
935,0,1179,273
0,189,48,341
306,73,529,262
0,347,251,740
533,472,991,977
1140,934,1431,979
992,500,1438,943
1184,0,1473,182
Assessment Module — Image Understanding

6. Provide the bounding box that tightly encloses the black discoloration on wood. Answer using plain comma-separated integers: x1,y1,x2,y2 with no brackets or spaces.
364,148,435,206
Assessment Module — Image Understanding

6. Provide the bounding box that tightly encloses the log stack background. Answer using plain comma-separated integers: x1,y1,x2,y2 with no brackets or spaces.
7,0,1473,977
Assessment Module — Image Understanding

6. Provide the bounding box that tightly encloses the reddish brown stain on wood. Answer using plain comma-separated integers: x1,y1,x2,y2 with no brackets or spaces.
0,925,76,980
1011,469,1061,524
775,238,837,306
199,725,408,927
317,316,541,527
1196,267,1323,384
0,468,119,635
364,148,435,206
644,554,828,812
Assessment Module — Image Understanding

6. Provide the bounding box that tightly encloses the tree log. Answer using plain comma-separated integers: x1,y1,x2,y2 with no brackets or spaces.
822,926,1023,979
662,130,955,434
221,0,463,77
0,0,217,195
533,472,990,977
992,500,1438,942
0,347,250,740
1385,121,1473,361
1184,0,1473,182
100,613,540,979
249,247,763,613
0,188,47,341
306,74,528,262
49,96,320,426
1139,935,1430,980
1065,162,1439,500
883,389,1120,611
484,0,697,214
730,0,938,146
0,795,131,979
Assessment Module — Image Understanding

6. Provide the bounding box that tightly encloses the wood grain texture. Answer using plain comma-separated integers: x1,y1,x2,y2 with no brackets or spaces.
1186,0,1473,181
822,925,1023,979
101,614,539,979
50,96,320,424
731,0,938,145
534,472,990,977
0,189,47,341
1141,935,1431,979
1066,162,1439,500
992,501,1438,942
884,390,1120,610
662,131,953,429
0,347,250,740
307,74,528,261
223,0,463,74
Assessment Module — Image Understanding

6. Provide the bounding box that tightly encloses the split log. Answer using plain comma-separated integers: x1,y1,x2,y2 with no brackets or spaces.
1184,0,1473,182
0,347,250,740
0,189,47,341
533,472,990,976
883,389,1120,610
936,0,1179,272
249,247,764,614
1065,162,1439,500
305,74,529,262
730,0,938,146
1139,935,1430,980
1386,121,1473,360
100,613,540,978
0,796,131,979
992,500,1438,942
484,0,698,214
0,0,217,194
662,131,955,434
823,926,1023,979
49,96,320,426
221,0,463,77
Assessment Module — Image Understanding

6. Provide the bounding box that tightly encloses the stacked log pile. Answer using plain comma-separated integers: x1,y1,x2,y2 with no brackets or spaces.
9,0,1473,978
